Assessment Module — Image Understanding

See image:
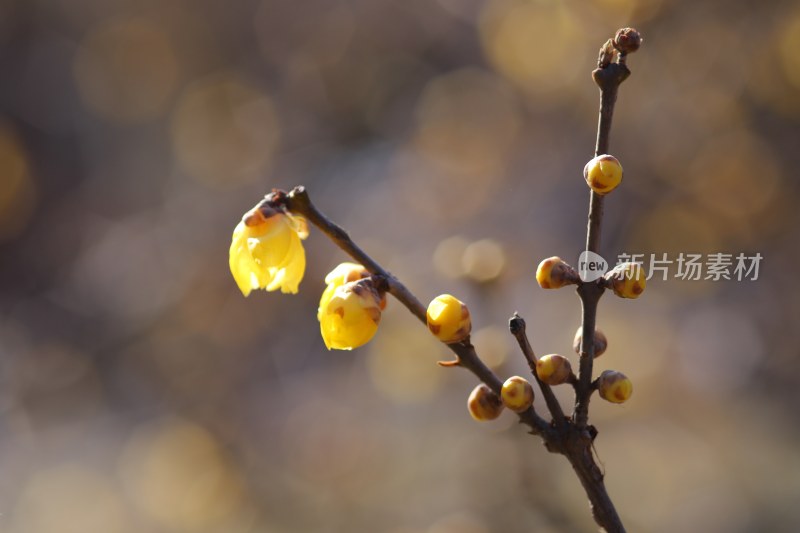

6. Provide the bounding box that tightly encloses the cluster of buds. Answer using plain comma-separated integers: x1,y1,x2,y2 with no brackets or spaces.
467,375,536,421
528,152,640,406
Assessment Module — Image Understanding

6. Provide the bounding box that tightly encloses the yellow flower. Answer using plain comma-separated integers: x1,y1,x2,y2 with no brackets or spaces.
229,204,309,296
319,278,383,350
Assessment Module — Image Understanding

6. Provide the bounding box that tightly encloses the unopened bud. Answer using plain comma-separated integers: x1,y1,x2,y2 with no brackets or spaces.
501,376,534,413
613,28,642,55
467,383,504,421
536,354,573,386
597,370,633,404
427,294,472,344
536,257,579,289
606,263,646,299
573,327,608,358
584,154,623,195
319,278,383,350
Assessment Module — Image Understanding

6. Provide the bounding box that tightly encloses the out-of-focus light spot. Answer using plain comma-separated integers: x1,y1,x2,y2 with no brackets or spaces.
685,130,782,221
462,239,506,283
470,326,509,369
73,17,178,123
392,150,496,222
119,419,245,531
61,216,180,322
367,324,443,404
480,1,585,98
603,421,753,531
630,202,721,257
746,17,800,117
598,312,670,382
255,2,355,67
281,399,364,483
0,126,35,241
428,512,489,533
414,68,520,175
433,236,469,279
778,12,800,90
171,74,280,186
12,464,132,533
398,68,519,221
676,307,764,394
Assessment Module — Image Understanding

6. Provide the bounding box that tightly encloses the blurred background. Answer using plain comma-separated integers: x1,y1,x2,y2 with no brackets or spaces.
2,0,800,531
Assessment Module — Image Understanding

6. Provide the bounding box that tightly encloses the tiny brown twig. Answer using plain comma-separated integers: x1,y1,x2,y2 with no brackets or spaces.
508,314,567,431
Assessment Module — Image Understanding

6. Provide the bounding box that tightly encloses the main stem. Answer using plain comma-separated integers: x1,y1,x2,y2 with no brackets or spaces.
570,60,631,532
574,63,629,430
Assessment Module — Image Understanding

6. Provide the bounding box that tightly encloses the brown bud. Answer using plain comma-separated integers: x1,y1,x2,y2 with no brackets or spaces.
613,28,642,55
536,257,579,289
501,376,534,413
467,384,504,421
597,370,633,404
535,354,573,386
573,327,608,358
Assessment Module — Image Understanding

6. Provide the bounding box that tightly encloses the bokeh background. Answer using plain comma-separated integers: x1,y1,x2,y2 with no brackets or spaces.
2,0,800,531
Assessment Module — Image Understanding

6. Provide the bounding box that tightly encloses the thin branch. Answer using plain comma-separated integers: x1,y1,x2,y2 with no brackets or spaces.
508,313,567,431
282,186,554,439
573,59,631,431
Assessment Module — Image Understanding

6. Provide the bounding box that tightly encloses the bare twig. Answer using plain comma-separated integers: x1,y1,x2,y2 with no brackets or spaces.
508,314,567,431
573,57,633,432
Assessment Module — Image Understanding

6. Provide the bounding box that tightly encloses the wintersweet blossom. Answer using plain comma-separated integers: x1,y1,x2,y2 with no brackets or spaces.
229,204,308,296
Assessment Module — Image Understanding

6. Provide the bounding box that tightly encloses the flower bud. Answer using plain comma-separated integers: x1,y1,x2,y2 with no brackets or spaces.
535,257,579,289
606,263,646,299
535,354,573,386
319,278,383,350
467,383,504,421
584,154,623,195
573,327,608,358
501,376,534,413
613,28,642,55
426,294,471,344
597,370,633,404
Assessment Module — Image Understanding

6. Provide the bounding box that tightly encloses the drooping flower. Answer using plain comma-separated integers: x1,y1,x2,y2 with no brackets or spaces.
319,277,383,350
229,203,309,296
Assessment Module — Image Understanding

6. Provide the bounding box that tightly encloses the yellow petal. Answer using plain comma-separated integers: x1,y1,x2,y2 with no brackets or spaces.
266,230,305,294
323,262,367,286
